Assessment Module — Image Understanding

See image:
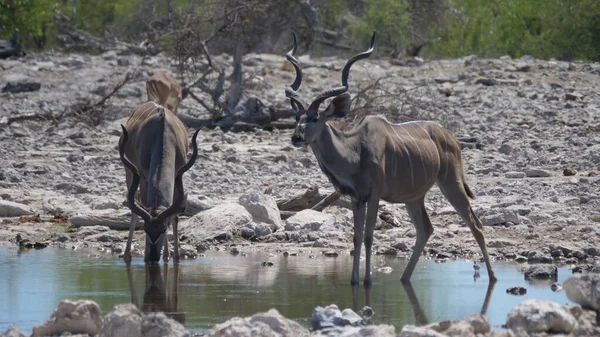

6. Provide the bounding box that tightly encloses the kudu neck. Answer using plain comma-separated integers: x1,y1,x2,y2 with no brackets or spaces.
310,123,361,166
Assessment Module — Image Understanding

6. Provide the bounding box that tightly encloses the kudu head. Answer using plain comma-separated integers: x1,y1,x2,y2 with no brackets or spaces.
285,32,376,146
119,125,200,263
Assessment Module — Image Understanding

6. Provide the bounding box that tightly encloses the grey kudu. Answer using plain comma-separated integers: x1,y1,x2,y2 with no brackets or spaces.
284,32,497,285
119,102,200,264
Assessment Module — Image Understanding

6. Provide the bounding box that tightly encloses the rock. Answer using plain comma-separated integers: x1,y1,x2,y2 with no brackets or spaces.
551,282,563,292
140,312,190,337
507,287,527,295
180,202,252,242
583,247,600,257
0,325,27,337
2,81,41,93
563,274,600,310
69,212,137,230
475,78,498,86
525,169,552,177
505,171,526,178
399,325,446,337
183,195,215,216
506,300,577,334
481,209,520,226
312,305,363,330
32,299,102,337
524,265,558,280
0,200,34,217
284,210,335,231
207,308,309,337
462,314,491,334
313,325,396,337
526,251,553,263
238,192,283,229
563,168,577,176
99,304,143,337
565,92,583,101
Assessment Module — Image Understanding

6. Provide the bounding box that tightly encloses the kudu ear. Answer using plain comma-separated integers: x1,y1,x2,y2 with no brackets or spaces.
324,93,352,119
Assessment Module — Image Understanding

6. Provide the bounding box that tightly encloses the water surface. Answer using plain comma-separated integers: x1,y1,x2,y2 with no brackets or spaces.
0,245,572,333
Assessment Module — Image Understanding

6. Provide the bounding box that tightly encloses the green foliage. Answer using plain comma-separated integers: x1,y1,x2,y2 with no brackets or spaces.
433,0,600,60
348,0,411,56
0,0,60,43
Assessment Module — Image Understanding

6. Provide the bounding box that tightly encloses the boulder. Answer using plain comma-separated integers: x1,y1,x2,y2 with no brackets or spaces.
312,304,362,330
506,300,577,334
238,192,283,229
312,325,396,337
32,300,102,337
399,325,446,337
99,304,143,337
480,209,520,226
207,308,309,337
183,195,216,216
69,212,137,230
524,265,558,280
180,203,251,242
425,314,490,337
564,274,600,310
0,325,27,337
284,210,335,231
99,303,189,337
0,200,34,217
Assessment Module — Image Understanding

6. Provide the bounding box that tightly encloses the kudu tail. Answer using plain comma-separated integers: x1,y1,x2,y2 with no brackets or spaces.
464,182,476,200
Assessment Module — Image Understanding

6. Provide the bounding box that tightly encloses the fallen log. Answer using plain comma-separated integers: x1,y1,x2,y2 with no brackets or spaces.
277,187,352,212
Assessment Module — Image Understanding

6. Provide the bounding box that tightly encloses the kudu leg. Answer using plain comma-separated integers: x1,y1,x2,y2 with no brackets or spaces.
162,230,170,264
363,197,380,286
438,183,497,282
124,215,137,263
401,199,433,282
351,202,367,285
172,216,180,264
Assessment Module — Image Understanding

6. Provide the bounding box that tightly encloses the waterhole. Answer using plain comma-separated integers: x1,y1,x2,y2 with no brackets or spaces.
0,245,572,333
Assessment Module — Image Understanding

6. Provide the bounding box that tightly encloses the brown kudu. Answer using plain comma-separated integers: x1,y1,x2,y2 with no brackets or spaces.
119,101,200,264
284,32,496,286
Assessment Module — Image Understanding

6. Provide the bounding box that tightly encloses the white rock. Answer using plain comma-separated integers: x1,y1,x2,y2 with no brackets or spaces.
183,195,215,216
0,324,27,337
481,209,520,226
505,171,526,178
399,325,446,337
564,274,600,310
506,299,577,334
0,200,34,217
312,305,363,330
99,304,143,337
285,210,335,231
32,300,102,337
179,203,252,242
238,192,283,229
208,308,309,337
69,212,135,230
312,325,396,337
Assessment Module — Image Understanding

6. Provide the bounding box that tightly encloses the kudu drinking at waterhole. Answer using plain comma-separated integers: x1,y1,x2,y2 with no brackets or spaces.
284,32,497,285
119,101,200,264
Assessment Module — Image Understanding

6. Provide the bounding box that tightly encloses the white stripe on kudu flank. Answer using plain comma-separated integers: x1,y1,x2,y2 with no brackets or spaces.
386,123,415,188
398,124,426,185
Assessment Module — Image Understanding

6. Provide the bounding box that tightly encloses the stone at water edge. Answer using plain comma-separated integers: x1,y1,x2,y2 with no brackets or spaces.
312,304,363,330
0,325,28,337
0,200,34,217
563,274,600,311
399,325,446,337
32,299,102,337
505,299,577,334
284,209,335,231
238,192,283,229
523,265,557,280
99,303,190,337
207,308,309,337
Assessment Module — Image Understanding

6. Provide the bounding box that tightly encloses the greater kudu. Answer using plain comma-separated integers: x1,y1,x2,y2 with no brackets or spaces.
119,101,200,263
284,32,497,285
146,73,182,114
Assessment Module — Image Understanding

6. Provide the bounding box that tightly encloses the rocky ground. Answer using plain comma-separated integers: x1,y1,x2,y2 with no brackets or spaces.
1,49,600,335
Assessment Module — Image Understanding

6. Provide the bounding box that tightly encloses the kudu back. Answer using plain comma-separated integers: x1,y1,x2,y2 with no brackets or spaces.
119,100,199,264
284,32,497,285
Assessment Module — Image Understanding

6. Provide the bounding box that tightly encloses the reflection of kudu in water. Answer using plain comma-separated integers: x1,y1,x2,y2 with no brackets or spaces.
284,33,497,286
126,264,185,323
400,281,496,325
